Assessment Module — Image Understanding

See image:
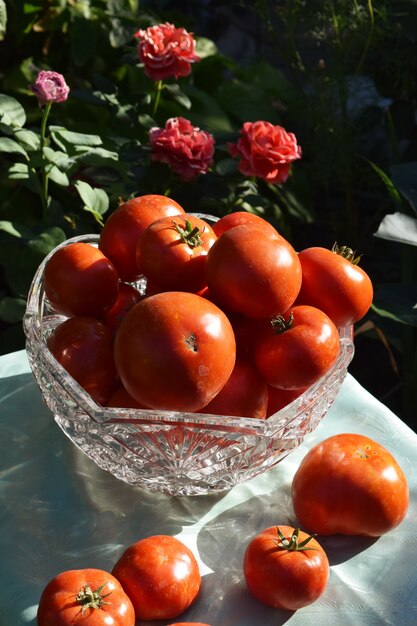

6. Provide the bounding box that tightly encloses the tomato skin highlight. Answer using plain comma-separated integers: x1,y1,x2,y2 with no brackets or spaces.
112,535,201,621
99,194,184,281
114,291,236,412
243,526,329,610
137,214,217,293
212,210,278,237
47,317,117,405
44,242,119,318
206,224,302,319
255,305,340,390
291,433,409,536
297,246,373,327
37,568,135,626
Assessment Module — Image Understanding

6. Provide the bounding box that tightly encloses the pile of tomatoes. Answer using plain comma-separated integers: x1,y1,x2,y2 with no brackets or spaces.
43,194,374,417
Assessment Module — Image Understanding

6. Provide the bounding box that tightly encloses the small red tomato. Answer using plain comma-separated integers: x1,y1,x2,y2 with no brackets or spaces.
137,214,217,292
243,526,329,610
212,210,278,237
114,291,236,412
206,224,302,319
102,282,143,334
266,385,307,417
37,568,135,626
47,317,117,405
255,305,340,389
99,194,185,281
297,244,373,327
292,433,409,536
44,242,119,318
112,535,201,621
201,358,268,419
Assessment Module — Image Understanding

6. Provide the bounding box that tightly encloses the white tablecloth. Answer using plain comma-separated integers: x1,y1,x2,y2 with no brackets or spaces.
0,350,416,625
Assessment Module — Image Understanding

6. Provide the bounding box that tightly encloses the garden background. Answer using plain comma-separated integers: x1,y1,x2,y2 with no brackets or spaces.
0,0,416,430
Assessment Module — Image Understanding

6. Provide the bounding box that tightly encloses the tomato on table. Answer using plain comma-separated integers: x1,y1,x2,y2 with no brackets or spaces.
291,433,409,536
114,291,236,412
99,194,185,281
112,535,201,621
243,525,329,610
137,214,217,293
37,568,135,626
206,224,302,319
44,242,119,318
296,244,373,327
255,304,340,389
47,317,117,406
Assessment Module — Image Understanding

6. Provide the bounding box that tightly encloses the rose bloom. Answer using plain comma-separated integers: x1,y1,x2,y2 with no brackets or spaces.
30,70,70,105
149,117,215,181
228,121,302,184
135,22,200,81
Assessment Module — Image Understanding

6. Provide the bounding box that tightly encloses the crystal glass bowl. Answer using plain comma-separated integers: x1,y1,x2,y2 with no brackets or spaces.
23,231,354,496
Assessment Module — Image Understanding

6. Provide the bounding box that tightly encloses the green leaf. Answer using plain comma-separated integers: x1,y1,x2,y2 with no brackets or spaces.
390,162,417,214
365,159,404,210
138,114,156,130
28,227,66,257
163,84,191,110
0,297,26,323
195,37,218,59
0,0,7,41
0,136,28,157
374,212,417,246
71,16,98,66
372,283,417,326
0,220,31,238
75,180,109,218
13,128,40,150
50,126,103,147
8,162,30,179
215,158,238,176
47,164,69,186
181,85,233,132
217,79,281,124
0,94,26,127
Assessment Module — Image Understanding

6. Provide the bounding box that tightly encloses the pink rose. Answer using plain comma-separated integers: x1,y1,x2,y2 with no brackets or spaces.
135,22,200,81
30,70,70,105
149,117,215,181
228,121,302,184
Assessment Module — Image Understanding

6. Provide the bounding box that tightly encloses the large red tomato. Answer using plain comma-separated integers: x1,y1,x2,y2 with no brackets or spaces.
37,568,135,626
112,535,201,621
243,526,329,610
47,317,117,405
297,244,373,327
206,224,302,319
137,214,217,292
114,291,236,411
292,433,409,536
255,305,340,389
44,242,119,318
99,194,185,281
212,210,278,237
201,358,268,419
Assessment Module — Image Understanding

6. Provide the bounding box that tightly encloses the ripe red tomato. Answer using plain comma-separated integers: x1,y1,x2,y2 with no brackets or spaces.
99,194,184,281
107,385,148,409
255,305,340,389
114,291,236,412
212,210,278,237
102,282,143,335
37,568,135,626
266,385,307,417
243,526,329,610
112,535,201,621
44,242,119,318
292,433,409,536
297,244,374,327
201,358,268,419
206,224,302,319
47,317,117,405
137,214,217,292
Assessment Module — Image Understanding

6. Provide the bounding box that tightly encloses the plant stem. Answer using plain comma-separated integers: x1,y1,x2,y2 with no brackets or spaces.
152,80,163,118
39,102,52,215
355,0,375,74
